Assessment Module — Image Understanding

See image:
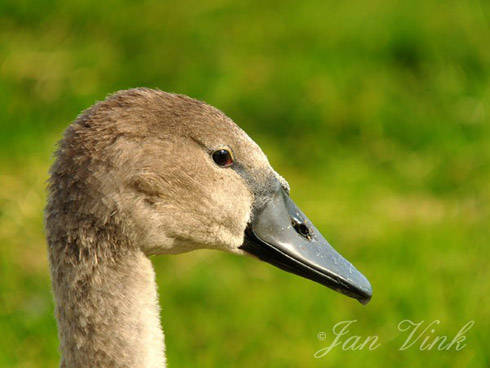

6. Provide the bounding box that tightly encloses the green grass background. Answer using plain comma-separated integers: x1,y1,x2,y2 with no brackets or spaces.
1,0,489,367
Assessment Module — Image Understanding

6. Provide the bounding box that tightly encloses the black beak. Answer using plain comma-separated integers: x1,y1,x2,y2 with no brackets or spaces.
239,188,372,304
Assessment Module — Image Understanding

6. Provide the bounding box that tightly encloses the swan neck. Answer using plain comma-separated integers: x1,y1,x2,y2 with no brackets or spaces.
50,248,166,368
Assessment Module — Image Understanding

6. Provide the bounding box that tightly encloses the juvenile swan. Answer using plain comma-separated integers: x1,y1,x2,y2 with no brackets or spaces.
45,88,372,368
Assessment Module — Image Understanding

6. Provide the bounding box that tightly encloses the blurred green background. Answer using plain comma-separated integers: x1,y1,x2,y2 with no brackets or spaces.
1,0,489,367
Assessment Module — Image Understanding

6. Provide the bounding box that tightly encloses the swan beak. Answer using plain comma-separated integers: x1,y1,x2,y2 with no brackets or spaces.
240,188,372,304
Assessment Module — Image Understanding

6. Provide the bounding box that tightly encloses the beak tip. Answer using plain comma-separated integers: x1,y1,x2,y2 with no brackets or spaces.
356,278,373,305
358,293,372,305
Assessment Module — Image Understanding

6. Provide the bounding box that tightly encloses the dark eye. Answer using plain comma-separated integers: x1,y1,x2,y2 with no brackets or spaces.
212,149,234,167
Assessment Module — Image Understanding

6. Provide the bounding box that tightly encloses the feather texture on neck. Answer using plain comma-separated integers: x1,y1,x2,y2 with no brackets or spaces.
48,234,166,368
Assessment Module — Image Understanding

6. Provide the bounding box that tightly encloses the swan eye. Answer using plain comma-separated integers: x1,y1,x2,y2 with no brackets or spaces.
212,149,234,167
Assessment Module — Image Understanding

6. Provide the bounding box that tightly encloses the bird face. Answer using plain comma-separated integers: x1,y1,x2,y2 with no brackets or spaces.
53,88,372,304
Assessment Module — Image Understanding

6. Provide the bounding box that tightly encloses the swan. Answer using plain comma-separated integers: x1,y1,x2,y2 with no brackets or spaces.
45,88,372,368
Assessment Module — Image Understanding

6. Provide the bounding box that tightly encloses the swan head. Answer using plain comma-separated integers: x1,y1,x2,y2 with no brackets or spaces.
48,88,372,304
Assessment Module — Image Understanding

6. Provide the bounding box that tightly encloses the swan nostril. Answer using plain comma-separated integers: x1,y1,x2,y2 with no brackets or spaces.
292,219,312,240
